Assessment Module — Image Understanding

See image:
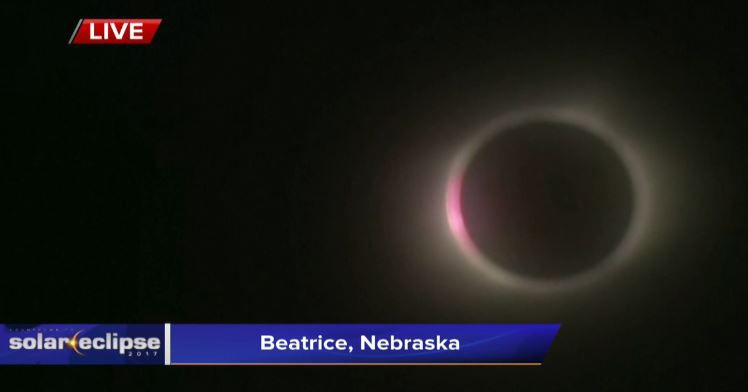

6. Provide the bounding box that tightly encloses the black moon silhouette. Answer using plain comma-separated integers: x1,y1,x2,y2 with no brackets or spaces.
458,120,635,280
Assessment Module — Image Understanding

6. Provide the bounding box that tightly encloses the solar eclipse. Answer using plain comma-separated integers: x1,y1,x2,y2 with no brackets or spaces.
446,108,651,291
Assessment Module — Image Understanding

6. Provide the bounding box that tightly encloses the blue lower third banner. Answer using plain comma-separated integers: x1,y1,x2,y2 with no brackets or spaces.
1,324,560,365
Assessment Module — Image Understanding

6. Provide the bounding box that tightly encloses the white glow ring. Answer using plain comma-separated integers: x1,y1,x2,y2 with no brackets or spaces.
445,108,652,292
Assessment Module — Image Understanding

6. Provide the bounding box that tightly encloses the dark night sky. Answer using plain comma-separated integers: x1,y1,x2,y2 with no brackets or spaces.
3,2,747,390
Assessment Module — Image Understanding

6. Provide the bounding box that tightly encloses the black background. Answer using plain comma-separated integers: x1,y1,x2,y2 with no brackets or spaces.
4,2,747,390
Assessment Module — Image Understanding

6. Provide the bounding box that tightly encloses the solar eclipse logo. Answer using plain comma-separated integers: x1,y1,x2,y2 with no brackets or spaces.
2,324,166,364
8,330,161,356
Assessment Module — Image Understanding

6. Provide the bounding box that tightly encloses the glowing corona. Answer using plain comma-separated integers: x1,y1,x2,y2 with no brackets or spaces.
446,108,652,291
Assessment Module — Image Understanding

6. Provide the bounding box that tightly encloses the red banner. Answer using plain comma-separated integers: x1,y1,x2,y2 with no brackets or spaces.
69,19,162,45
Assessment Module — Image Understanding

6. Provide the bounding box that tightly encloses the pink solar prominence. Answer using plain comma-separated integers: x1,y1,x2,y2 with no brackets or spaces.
446,175,480,259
